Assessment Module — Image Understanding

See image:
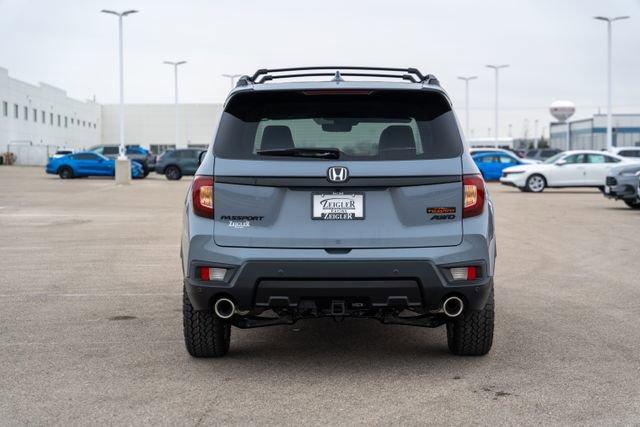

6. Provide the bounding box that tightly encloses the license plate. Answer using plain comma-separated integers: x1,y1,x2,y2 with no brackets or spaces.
312,192,364,220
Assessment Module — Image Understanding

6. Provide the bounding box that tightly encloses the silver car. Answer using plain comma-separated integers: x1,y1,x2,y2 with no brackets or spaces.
181,67,496,357
605,163,640,209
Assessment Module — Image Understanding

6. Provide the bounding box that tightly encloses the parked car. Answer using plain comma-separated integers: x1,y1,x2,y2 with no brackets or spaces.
525,148,562,161
181,66,496,358
89,144,155,176
472,151,529,180
470,147,539,163
500,150,634,192
45,151,143,179
610,147,640,159
155,148,203,180
604,163,640,209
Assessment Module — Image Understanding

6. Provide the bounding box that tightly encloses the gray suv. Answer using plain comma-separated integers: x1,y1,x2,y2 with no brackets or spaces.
181,67,496,357
605,163,640,209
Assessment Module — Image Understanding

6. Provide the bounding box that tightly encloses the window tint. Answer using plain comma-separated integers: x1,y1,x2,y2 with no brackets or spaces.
499,155,515,164
587,154,607,164
177,150,199,159
102,146,119,155
73,153,99,161
564,154,585,164
214,90,463,161
619,150,640,158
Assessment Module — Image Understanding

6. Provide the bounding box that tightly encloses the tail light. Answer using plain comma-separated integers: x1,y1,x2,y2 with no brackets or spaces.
463,174,485,218
450,266,479,280
192,176,214,218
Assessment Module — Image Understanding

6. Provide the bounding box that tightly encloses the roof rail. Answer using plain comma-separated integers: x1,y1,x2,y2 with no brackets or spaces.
239,66,439,85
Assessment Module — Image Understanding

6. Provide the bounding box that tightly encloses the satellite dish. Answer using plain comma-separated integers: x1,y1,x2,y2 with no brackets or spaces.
550,100,575,122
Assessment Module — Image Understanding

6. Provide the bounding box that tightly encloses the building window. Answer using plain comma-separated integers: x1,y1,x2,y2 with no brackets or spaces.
41,111,45,123
33,108,37,122
14,104,18,118
71,118,74,125
49,112,53,125
2,101,7,117
57,114,61,127
23,106,28,120
64,116,68,128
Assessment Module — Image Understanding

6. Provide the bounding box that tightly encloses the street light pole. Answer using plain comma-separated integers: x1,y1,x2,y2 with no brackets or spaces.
164,61,187,149
486,64,509,148
594,15,629,151
222,74,242,90
457,76,477,139
101,9,137,159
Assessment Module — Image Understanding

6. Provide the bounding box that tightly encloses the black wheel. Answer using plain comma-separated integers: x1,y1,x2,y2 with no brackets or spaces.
143,168,150,177
446,288,494,356
165,166,182,180
624,199,640,209
526,174,546,193
58,166,73,179
183,287,231,358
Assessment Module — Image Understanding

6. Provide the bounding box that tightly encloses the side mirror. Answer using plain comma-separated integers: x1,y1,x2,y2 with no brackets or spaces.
198,150,206,167
556,159,567,166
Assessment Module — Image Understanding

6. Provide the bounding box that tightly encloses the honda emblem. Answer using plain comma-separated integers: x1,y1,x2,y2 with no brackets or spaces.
327,166,349,183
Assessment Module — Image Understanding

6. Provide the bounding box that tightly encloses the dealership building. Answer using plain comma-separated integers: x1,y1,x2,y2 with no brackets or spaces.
0,66,222,165
549,114,640,151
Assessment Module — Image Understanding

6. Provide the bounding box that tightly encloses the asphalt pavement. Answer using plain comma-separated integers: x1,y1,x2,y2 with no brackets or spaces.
1,166,639,425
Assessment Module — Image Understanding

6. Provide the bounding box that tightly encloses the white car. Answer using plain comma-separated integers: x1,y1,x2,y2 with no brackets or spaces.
469,148,540,164
500,150,636,192
609,147,640,159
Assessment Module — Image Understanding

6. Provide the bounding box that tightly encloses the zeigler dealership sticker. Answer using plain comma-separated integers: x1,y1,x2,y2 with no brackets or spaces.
312,192,364,220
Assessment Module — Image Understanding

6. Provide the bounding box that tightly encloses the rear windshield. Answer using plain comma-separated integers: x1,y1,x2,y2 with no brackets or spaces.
214,90,462,161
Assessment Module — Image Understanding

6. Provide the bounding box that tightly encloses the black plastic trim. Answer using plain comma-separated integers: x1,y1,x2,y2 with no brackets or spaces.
215,175,461,188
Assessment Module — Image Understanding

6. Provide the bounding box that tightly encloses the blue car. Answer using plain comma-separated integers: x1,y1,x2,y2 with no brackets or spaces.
472,151,524,181
45,151,143,179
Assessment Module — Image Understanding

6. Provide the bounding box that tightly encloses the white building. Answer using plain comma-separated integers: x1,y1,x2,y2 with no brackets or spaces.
0,67,101,165
550,114,640,151
1,66,224,165
101,103,223,153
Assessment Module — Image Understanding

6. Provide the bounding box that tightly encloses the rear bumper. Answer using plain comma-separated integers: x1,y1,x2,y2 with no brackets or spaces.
604,177,638,200
184,258,494,313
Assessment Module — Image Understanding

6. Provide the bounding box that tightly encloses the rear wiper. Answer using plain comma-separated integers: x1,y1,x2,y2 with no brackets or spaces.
257,148,340,159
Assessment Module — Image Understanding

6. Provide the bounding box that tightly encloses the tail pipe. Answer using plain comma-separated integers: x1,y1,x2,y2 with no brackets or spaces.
442,296,464,318
214,297,236,319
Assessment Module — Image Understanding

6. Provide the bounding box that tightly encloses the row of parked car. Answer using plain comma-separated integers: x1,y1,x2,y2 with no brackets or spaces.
45,145,204,181
470,147,640,209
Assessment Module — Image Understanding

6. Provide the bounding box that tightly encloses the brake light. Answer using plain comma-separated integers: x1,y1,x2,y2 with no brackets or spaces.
463,174,485,218
192,176,214,218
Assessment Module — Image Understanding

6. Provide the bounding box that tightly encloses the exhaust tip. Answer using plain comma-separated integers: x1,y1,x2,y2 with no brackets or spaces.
443,296,464,318
214,298,235,319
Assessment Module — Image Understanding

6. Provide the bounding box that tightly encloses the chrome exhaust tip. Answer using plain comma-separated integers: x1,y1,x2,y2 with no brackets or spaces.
443,296,464,318
214,298,236,319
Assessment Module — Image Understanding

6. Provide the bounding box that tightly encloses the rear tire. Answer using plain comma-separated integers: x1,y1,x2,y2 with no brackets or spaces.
58,166,73,179
446,289,494,356
165,166,182,180
526,174,546,193
183,287,231,358
624,199,640,209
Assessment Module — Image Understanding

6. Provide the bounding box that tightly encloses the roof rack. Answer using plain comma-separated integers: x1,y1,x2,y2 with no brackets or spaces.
237,66,439,86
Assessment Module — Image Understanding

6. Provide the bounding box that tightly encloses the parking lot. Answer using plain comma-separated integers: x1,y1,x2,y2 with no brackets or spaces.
1,166,639,425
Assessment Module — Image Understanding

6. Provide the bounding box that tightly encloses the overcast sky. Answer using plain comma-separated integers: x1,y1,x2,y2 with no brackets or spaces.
1,0,639,138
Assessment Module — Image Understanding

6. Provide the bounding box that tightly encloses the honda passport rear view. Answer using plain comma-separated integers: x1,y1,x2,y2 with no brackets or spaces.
181,67,496,357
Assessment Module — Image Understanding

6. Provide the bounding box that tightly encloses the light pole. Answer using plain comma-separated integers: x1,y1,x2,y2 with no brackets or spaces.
222,74,242,90
457,76,477,138
486,64,509,148
101,9,138,184
164,61,187,148
594,15,630,151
